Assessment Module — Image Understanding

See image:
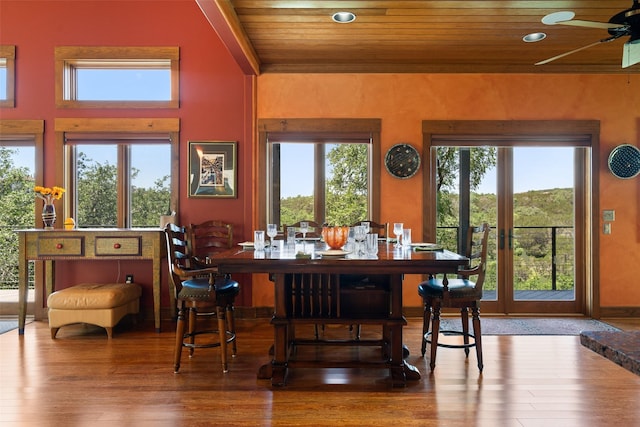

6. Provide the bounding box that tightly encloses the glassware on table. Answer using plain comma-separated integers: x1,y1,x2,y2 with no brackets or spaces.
393,223,403,247
299,221,309,251
299,221,309,240
286,227,297,247
353,225,367,257
402,228,412,248
361,221,370,234
344,226,355,252
366,233,379,257
254,230,265,251
267,223,278,250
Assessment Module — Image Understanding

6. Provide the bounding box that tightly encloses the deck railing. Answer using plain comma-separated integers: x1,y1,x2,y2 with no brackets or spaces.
437,225,575,292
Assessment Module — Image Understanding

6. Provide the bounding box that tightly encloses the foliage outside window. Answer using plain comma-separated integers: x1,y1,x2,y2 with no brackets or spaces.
71,145,171,228
272,142,369,227
0,120,44,293
0,45,16,108
56,118,179,229
259,118,381,231
55,46,179,108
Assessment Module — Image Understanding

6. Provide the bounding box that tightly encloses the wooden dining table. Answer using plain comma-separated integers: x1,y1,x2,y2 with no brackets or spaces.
212,240,468,387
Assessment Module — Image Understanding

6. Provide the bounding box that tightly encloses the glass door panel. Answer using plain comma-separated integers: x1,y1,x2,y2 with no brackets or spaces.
436,145,583,315
511,147,576,303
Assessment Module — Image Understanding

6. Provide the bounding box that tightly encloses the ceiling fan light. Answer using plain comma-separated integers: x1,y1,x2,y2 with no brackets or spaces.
542,11,576,25
332,11,356,23
523,32,547,42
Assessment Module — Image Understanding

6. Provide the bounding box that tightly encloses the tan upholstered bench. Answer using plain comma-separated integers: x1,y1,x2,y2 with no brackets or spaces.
47,283,142,339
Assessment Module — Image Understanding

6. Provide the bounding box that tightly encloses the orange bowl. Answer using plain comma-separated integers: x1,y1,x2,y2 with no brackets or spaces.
322,226,349,250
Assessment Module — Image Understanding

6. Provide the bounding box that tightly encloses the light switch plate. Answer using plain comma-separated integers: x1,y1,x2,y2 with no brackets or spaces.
603,210,615,222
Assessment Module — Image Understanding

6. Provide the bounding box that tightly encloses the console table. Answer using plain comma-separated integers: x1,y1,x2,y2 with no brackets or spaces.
16,228,166,334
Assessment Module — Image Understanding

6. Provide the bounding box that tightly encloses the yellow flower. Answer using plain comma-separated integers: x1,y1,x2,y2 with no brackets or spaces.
34,185,65,204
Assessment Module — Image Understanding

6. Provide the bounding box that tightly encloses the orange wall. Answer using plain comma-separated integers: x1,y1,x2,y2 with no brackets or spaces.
0,1,254,308
256,74,640,310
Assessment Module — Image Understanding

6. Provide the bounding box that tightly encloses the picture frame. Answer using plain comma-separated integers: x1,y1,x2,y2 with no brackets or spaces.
188,141,237,198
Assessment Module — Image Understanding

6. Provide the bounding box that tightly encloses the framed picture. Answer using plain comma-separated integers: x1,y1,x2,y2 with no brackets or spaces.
188,141,237,198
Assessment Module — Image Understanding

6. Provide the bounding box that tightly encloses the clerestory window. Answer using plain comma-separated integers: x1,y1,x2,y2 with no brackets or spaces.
55,46,179,108
0,45,16,108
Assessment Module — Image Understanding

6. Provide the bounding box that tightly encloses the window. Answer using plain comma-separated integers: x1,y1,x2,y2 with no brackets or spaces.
0,45,16,108
0,120,44,315
55,46,179,108
267,141,370,227
55,118,180,228
258,119,381,229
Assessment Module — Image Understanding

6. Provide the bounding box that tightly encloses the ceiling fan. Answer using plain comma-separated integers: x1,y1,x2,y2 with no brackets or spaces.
536,0,640,68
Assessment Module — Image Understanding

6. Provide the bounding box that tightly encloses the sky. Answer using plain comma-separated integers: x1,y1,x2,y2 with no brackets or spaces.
279,145,575,197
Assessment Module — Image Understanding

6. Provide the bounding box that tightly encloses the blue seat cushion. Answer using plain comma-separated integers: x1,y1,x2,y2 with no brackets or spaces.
418,278,480,299
178,276,239,300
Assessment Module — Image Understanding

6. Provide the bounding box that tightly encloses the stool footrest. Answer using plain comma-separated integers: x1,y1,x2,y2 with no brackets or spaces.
424,330,477,349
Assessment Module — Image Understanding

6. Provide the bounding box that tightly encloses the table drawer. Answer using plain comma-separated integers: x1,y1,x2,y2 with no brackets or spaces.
37,237,85,257
95,236,142,256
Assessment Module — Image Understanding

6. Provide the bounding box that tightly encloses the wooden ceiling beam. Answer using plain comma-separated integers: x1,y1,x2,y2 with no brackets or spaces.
196,0,261,75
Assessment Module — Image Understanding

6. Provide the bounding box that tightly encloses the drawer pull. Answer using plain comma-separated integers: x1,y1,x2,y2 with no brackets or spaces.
113,243,121,249
56,243,63,249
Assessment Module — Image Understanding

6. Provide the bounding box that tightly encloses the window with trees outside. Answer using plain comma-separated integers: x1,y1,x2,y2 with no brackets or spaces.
258,119,381,231
268,142,370,227
55,118,179,229
1,120,44,310
54,46,179,108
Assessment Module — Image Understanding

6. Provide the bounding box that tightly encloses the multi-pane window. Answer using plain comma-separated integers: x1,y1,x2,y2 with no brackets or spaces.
267,141,371,228
65,143,172,228
55,46,179,108
56,118,179,229
259,118,382,230
0,45,16,108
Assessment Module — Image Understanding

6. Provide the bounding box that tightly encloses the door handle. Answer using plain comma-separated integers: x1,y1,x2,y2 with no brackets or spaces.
508,229,513,250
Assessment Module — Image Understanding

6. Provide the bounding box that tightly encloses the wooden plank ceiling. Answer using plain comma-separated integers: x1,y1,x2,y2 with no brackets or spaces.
197,0,640,74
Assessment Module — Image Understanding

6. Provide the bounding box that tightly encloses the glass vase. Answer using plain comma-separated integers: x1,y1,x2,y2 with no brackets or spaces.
42,204,56,230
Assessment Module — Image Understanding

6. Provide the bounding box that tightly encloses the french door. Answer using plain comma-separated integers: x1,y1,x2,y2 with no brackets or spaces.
425,121,597,316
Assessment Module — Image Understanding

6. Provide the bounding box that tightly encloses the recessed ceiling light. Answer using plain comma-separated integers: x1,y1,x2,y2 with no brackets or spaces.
332,11,356,23
523,32,547,43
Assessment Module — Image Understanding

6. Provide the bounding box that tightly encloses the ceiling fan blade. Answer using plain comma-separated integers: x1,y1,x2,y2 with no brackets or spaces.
553,19,627,30
535,40,605,65
622,41,640,68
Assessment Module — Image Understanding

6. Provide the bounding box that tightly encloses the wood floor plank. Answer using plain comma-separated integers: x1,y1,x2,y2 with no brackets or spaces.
1,318,640,426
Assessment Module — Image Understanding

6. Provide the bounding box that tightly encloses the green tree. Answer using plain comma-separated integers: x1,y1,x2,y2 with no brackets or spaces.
0,147,35,289
76,152,118,227
131,176,171,227
325,144,368,226
280,195,314,226
436,146,497,225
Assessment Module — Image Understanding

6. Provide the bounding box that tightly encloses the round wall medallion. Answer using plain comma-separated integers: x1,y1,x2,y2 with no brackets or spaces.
384,143,421,179
608,144,640,179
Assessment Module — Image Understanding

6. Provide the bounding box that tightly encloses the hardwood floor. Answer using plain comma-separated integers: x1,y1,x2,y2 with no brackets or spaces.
2,317,640,427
